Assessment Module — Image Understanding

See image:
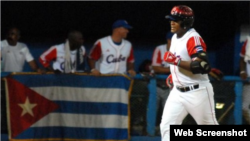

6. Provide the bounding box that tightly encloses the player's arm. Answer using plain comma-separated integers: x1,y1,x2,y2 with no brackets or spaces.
127,62,136,77
174,60,191,70
164,51,211,74
165,36,211,74
126,47,136,77
240,56,247,80
163,52,191,71
28,60,45,73
151,47,170,74
189,51,211,74
87,58,96,70
39,46,57,72
87,57,101,76
127,62,134,71
23,47,44,73
152,66,170,74
183,36,210,73
88,42,102,76
27,59,38,71
239,40,247,80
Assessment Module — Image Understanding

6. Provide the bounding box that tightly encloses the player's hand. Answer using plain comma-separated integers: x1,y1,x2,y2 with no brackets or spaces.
36,68,46,74
90,69,101,76
54,69,62,74
166,74,173,89
164,51,181,65
209,68,224,81
240,71,247,80
128,69,136,77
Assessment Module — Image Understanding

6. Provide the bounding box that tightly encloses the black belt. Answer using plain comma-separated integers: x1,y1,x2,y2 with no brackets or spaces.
177,84,199,92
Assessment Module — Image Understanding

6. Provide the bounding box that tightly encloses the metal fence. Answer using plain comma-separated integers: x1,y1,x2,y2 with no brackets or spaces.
130,75,248,136
130,79,235,135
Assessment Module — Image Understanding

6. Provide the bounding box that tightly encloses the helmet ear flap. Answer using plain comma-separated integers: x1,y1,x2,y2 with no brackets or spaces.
180,19,194,29
180,21,185,29
180,20,188,29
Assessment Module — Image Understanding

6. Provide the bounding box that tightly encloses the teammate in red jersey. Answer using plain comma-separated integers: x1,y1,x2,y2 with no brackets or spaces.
88,19,136,77
39,30,86,73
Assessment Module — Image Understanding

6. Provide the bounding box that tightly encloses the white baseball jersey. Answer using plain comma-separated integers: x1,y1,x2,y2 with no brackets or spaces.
39,43,86,72
152,44,170,68
88,36,134,74
169,28,210,86
240,36,250,76
160,28,218,141
1,40,34,72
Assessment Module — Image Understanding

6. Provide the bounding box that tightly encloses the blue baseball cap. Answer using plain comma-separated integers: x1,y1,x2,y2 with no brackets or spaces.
112,20,132,29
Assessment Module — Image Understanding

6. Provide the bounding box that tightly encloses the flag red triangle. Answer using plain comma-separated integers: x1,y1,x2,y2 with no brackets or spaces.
6,78,59,138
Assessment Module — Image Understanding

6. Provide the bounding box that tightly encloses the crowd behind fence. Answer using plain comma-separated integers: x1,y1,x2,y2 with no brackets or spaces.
0,73,248,137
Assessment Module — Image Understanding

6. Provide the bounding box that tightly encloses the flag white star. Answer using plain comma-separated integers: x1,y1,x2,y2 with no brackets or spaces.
18,97,37,117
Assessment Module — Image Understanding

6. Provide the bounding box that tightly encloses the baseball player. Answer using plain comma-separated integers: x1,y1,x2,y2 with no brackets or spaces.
239,34,250,124
161,5,219,141
151,32,173,133
1,27,43,73
39,30,86,73
88,19,136,77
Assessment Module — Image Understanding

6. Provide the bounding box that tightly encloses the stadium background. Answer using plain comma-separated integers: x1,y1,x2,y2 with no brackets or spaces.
1,1,250,75
1,1,250,140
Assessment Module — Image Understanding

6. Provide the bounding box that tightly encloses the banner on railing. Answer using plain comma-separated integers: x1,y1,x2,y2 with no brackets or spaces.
5,73,133,141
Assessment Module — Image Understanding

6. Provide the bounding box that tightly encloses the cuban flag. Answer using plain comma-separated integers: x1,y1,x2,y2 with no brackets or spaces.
5,74,132,141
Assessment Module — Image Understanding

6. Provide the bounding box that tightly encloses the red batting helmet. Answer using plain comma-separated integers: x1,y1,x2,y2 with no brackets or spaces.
166,5,194,29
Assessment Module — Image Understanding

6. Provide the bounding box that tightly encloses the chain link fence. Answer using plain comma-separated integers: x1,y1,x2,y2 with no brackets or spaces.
129,79,243,136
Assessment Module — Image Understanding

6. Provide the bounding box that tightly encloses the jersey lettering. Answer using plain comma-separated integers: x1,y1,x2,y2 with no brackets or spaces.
173,52,181,58
106,54,126,64
60,61,76,71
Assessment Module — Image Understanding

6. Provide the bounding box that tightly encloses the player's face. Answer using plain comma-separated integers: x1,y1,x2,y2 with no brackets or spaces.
170,20,186,37
118,27,129,39
170,20,181,33
7,28,20,46
70,34,84,50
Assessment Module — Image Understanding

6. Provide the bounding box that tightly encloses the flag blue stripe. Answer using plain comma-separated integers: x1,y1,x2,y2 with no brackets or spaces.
10,74,131,140
15,127,128,140
53,101,128,115
12,74,131,89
